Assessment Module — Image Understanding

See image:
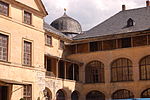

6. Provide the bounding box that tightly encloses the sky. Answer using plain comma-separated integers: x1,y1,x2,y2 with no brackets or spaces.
41,0,145,31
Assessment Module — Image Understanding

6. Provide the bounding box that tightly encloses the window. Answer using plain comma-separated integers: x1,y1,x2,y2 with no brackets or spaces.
77,43,88,53
89,41,102,52
85,61,104,83
59,40,65,49
71,91,79,100
23,41,32,66
68,64,79,81
111,58,133,82
127,18,134,27
58,60,65,79
46,35,52,46
0,1,9,16
0,34,8,61
56,90,65,100
23,85,32,100
118,37,131,48
141,88,150,98
112,89,134,99
24,11,32,25
133,35,147,47
86,91,105,100
103,40,116,50
139,55,150,80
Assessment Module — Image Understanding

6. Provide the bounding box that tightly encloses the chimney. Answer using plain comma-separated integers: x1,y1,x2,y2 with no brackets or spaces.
146,0,150,7
122,5,126,11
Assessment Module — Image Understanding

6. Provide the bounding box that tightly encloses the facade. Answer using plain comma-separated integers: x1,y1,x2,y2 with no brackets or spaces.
1,0,150,100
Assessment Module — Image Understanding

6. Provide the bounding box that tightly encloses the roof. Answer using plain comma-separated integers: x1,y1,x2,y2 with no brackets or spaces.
51,13,82,34
44,22,72,40
73,7,150,40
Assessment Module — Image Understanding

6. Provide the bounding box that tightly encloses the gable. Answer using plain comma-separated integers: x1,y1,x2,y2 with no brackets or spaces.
14,0,47,16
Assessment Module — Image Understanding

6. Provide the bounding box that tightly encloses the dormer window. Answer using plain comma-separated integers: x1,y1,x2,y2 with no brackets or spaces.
127,18,134,27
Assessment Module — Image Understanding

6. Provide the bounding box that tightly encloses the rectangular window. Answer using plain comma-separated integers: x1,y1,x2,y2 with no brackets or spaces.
59,40,64,49
118,37,131,48
0,34,8,61
90,42,98,52
103,39,116,50
0,1,9,16
89,41,102,52
23,41,32,66
24,11,32,25
77,43,89,53
46,35,52,46
133,35,147,47
23,85,32,100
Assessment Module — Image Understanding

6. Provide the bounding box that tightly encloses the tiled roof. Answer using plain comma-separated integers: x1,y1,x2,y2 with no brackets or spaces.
73,7,150,40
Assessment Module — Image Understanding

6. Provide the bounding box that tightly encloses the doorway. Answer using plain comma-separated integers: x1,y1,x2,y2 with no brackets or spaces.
0,86,8,100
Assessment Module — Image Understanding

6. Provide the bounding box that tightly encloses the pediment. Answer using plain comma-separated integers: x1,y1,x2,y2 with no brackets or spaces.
14,0,47,16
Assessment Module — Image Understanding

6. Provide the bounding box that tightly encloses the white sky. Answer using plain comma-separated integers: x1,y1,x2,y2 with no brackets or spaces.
42,0,145,31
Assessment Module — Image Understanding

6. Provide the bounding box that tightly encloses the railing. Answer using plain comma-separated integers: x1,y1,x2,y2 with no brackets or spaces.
46,71,55,77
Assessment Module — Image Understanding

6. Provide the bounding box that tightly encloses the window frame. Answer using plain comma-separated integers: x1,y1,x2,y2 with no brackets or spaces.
85,60,105,83
0,33,9,62
112,89,134,99
23,40,32,67
139,55,150,80
0,1,9,17
59,40,65,50
45,35,52,47
23,10,32,25
111,58,133,82
23,85,32,100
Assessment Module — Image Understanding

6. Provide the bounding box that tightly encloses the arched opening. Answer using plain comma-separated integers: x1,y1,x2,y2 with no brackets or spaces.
56,89,66,100
86,90,105,100
85,61,104,83
111,58,133,82
68,64,79,81
141,88,150,98
45,87,52,100
112,89,134,99
71,91,79,100
139,55,150,80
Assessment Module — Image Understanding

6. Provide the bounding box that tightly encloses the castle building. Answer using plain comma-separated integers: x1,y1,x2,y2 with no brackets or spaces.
0,0,150,100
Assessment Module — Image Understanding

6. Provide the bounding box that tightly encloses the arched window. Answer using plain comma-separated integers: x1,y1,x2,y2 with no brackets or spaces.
139,55,150,80
85,61,104,83
68,64,79,81
141,88,150,98
56,90,65,100
111,58,133,82
127,18,134,27
71,91,79,100
86,90,105,100
45,87,52,100
112,89,134,99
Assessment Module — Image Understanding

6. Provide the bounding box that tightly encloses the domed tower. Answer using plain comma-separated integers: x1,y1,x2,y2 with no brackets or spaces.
51,9,82,38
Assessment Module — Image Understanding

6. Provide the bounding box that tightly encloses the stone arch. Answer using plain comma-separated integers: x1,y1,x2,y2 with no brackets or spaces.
86,90,105,100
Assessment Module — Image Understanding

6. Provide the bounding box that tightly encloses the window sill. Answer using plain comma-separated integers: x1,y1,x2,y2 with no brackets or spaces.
0,60,11,64
111,80,133,83
45,44,53,47
22,64,34,68
0,14,12,20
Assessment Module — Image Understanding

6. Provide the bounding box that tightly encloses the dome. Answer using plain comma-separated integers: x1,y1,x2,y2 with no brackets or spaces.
51,12,82,35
